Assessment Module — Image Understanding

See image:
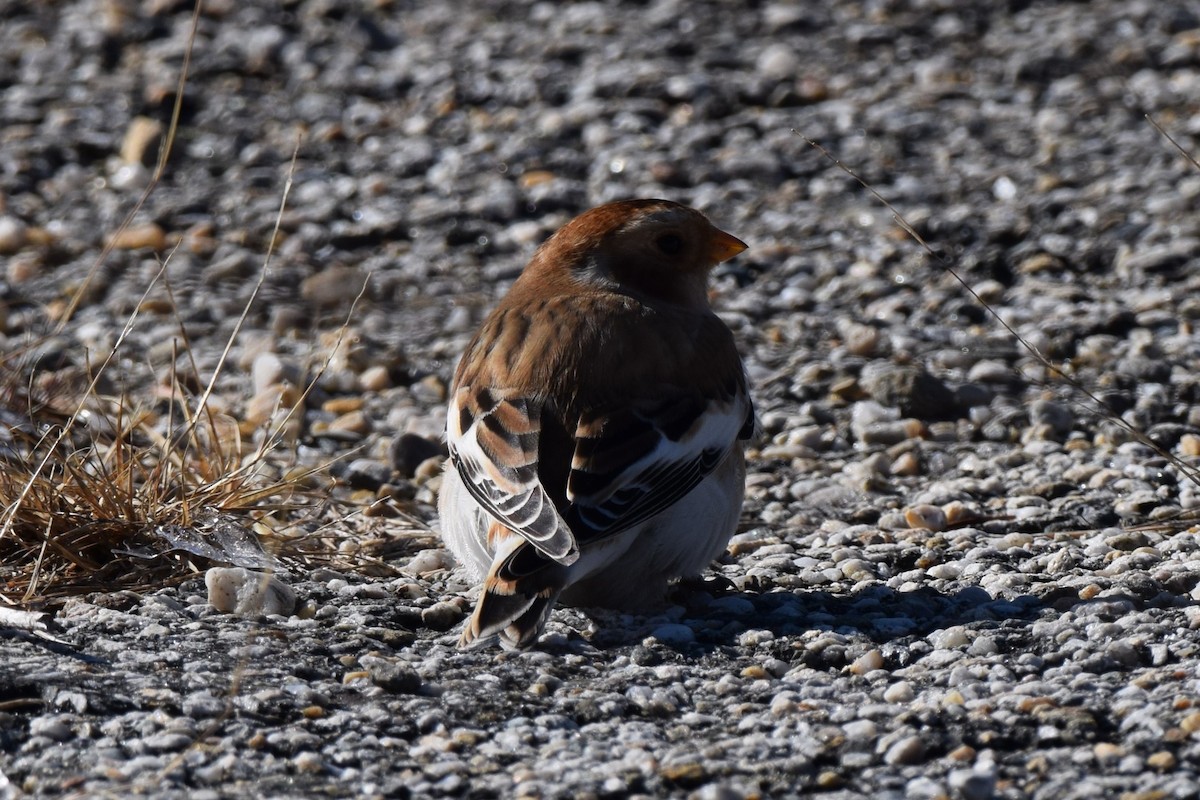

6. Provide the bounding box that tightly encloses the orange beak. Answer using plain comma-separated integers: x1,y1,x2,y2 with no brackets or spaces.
707,228,748,264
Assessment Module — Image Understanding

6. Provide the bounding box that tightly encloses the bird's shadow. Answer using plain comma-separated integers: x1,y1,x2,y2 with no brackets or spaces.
562,580,1100,655
566,578,1196,658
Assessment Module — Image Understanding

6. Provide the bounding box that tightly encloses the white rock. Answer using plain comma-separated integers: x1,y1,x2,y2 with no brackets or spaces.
206,567,296,616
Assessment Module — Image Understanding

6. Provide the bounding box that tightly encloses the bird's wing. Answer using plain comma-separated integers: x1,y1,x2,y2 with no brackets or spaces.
447,386,579,564
563,387,754,546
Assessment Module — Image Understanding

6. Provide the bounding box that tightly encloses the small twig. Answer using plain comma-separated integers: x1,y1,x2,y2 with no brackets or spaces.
1147,113,1200,172
797,131,1200,489
187,132,302,433
54,0,202,328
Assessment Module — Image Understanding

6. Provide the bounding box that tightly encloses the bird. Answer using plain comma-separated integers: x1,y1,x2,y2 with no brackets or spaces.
438,198,754,650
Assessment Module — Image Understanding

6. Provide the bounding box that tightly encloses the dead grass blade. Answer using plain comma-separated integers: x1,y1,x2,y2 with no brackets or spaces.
798,131,1200,501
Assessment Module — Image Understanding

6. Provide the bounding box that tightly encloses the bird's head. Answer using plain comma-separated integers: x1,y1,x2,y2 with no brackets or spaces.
530,199,747,308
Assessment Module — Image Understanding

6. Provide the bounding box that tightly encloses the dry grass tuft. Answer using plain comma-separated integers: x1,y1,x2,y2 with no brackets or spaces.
0,350,306,603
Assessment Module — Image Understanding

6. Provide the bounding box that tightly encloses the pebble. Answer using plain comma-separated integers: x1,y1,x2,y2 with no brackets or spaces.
120,116,164,165
649,623,695,647
251,352,288,393
359,364,392,391
329,410,371,436
421,601,465,632
106,223,167,251
300,266,367,308
905,504,948,532
3,2,1198,799
205,568,297,616
0,215,28,254
883,735,926,766
361,656,424,694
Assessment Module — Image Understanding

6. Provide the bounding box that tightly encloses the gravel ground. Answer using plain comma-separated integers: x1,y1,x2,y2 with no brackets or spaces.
4,0,1200,797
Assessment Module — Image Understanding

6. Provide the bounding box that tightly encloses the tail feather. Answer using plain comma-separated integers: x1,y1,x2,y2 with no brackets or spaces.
459,539,567,650
459,579,559,650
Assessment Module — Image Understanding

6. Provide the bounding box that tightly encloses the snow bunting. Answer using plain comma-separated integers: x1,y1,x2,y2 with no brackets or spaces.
439,199,753,649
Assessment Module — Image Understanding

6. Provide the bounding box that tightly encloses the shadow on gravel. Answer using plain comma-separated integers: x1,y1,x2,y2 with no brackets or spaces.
585,583,1047,652
0,631,107,664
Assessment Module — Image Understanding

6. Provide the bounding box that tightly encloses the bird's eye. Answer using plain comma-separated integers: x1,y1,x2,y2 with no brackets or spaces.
655,233,685,256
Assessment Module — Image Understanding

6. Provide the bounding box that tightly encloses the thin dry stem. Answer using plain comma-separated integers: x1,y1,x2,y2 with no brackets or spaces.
798,131,1200,492
54,0,203,328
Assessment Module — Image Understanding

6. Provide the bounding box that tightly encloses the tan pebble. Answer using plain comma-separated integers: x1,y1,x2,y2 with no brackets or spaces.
890,451,921,476
741,665,769,680
659,763,706,783
883,734,924,765
1181,434,1200,457
849,648,884,675
270,414,304,445
453,730,481,746
1016,696,1055,713
1147,750,1177,771
1078,584,1102,601
948,744,976,762
511,767,538,784
1093,742,1123,762
414,455,445,484
121,116,163,165
6,256,38,284
942,500,973,526
301,265,366,308
797,76,829,103
342,670,370,684
0,215,28,254
1026,754,1049,774
337,654,358,668
330,409,371,435
181,220,217,254
416,373,448,403
844,323,881,356
362,498,396,518
518,170,556,188
349,488,376,503
1172,697,1193,711
1131,673,1157,690
23,226,53,247
728,537,774,557
1180,711,1200,733
107,222,166,251
293,752,322,773
322,396,364,414
905,504,947,532
901,418,927,438
302,705,325,719
247,732,267,749
815,771,843,789
1018,253,1064,274
359,364,392,392
943,689,964,705
829,376,863,401
137,298,174,314
244,384,302,426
